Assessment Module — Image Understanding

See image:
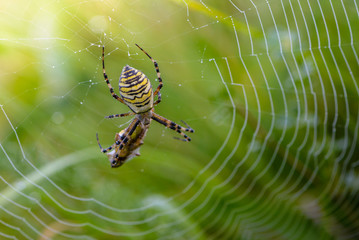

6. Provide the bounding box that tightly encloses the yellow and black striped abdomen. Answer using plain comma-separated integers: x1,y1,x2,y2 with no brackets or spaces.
119,65,154,113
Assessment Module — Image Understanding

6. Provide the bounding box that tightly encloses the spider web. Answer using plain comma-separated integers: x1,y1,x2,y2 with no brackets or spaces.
1,0,359,239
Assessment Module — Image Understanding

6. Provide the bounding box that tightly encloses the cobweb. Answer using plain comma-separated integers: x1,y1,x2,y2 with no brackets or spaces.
1,0,359,239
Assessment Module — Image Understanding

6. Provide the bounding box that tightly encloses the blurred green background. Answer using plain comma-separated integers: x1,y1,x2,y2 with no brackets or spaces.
1,0,359,239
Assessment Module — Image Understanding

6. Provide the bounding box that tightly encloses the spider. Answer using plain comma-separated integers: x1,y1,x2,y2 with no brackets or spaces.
96,44,194,168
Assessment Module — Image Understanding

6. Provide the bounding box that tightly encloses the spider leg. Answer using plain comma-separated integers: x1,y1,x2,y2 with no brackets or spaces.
96,133,116,153
117,117,141,150
153,92,162,107
102,46,125,104
135,44,162,106
105,112,135,119
151,113,194,141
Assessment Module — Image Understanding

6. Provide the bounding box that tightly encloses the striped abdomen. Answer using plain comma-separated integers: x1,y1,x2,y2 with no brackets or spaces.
119,65,154,113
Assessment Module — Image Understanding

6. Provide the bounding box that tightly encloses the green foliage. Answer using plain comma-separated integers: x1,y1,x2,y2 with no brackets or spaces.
0,0,359,239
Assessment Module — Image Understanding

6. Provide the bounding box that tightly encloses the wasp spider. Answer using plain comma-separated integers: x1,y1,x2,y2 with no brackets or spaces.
96,44,194,167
